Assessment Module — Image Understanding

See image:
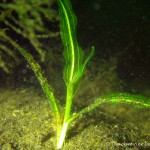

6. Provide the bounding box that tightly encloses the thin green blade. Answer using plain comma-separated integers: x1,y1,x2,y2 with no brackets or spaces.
68,93,150,122
57,0,83,85
57,0,94,92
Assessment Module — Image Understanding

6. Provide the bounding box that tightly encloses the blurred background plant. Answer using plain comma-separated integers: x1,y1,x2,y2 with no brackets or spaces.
0,0,60,75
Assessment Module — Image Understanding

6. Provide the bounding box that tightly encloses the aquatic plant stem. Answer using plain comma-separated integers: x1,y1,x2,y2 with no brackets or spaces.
57,84,73,149
64,85,73,121
57,122,69,149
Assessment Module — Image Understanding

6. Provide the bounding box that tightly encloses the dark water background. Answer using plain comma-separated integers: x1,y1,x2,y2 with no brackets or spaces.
0,0,149,96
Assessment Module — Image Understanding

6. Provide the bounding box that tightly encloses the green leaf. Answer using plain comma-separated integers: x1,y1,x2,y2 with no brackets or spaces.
68,93,150,122
57,0,94,91
0,29,60,118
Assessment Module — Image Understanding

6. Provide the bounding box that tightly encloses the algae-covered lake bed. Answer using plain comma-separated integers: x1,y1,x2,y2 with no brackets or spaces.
0,87,149,150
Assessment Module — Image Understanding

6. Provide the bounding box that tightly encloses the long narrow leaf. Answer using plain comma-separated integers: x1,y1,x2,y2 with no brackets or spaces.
0,29,60,119
57,0,94,89
68,93,150,122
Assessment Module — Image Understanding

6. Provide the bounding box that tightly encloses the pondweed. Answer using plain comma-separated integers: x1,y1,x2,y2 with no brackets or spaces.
0,0,149,149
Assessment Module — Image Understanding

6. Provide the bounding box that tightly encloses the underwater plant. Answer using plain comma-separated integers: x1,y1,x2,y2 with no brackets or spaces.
0,0,59,73
0,0,150,149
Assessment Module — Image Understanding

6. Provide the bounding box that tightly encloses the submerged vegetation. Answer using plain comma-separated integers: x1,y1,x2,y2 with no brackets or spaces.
0,0,150,149
0,0,59,73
